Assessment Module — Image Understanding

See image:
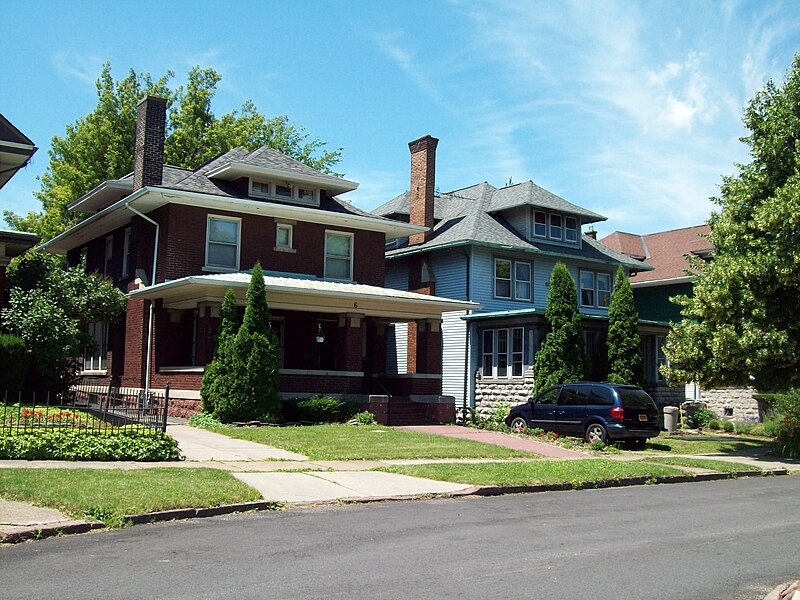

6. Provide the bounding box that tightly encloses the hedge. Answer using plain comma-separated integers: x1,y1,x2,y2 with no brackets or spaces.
0,429,180,461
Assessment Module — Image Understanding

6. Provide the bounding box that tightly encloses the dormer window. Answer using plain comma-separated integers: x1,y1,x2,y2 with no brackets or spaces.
533,211,546,237
530,210,579,245
565,217,578,242
550,215,562,239
249,178,319,205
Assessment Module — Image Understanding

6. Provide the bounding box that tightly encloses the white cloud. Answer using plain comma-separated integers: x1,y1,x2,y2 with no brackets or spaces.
52,52,105,86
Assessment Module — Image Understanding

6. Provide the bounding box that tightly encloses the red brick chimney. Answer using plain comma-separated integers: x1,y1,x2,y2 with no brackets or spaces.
134,95,167,191
408,135,438,245
586,229,597,240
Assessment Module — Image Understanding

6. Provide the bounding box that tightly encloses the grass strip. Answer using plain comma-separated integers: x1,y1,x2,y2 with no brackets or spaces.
378,459,684,487
638,457,760,473
0,468,262,527
643,435,776,455
204,423,531,460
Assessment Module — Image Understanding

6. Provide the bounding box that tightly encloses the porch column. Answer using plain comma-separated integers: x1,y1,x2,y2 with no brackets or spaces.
335,312,365,372
121,295,150,388
196,302,221,365
411,318,442,375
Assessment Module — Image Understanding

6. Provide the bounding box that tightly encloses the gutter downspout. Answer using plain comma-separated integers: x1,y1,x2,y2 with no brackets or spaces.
125,196,159,398
456,247,472,418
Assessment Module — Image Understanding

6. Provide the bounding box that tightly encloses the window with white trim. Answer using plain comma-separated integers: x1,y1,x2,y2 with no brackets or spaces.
565,217,578,242
481,327,525,378
580,270,612,308
83,321,109,372
324,231,353,280
656,335,667,382
122,228,131,277
276,223,293,249
205,215,241,271
550,214,562,239
494,258,533,302
104,236,113,276
249,179,318,204
533,211,546,237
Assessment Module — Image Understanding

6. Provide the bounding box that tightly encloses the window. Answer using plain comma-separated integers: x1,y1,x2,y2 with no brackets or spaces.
597,273,611,307
205,216,241,271
297,188,315,202
580,271,595,306
122,228,131,277
481,327,525,378
565,217,578,242
79,247,88,270
584,330,597,356
276,224,293,249
325,231,353,280
537,387,560,404
656,335,667,382
104,236,113,276
494,258,532,301
550,214,562,239
494,259,511,298
83,321,108,372
251,181,271,196
275,183,292,198
533,211,547,237
250,179,318,204
515,263,532,301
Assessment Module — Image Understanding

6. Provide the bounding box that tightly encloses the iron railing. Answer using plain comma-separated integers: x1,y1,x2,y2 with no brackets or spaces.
1,380,170,435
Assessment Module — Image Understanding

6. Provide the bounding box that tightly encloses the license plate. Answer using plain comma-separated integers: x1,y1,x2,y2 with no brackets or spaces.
638,414,648,422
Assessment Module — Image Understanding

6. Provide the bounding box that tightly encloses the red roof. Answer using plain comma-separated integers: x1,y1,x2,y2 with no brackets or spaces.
599,225,712,283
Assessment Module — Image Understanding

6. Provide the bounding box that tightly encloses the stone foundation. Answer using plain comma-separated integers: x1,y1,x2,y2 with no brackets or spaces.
474,375,534,416
700,386,761,421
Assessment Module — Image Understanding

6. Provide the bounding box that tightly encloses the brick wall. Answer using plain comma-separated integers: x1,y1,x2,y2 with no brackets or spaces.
379,375,441,396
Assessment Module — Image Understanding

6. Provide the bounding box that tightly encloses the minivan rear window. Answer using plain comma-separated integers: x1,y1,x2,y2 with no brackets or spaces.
617,389,656,409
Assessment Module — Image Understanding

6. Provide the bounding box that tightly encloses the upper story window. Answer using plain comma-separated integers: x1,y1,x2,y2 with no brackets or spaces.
122,228,131,278
533,211,547,237
580,270,612,308
495,258,532,301
250,179,319,205
276,223,293,250
205,215,241,271
324,231,353,280
565,217,578,242
550,215,562,239
104,236,114,277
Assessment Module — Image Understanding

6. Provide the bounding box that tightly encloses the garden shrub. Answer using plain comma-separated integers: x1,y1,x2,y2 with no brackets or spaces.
685,406,716,429
749,423,765,436
472,405,511,431
772,390,800,458
188,412,221,429
734,420,756,435
352,411,377,426
0,334,30,390
762,412,782,437
0,429,179,461
721,420,735,433
708,419,722,430
282,396,356,423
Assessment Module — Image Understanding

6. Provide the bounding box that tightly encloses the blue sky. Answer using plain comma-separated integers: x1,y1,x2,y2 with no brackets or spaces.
1,0,798,238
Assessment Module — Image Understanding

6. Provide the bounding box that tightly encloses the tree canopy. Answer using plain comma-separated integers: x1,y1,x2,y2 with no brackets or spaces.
664,54,800,391
533,262,585,395
5,63,343,241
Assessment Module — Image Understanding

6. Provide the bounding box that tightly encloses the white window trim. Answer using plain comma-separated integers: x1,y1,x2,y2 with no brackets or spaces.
249,178,319,205
532,210,547,238
565,217,578,242
122,228,131,277
204,214,242,272
656,335,668,382
579,270,595,307
104,235,114,276
324,230,354,281
494,258,512,299
549,214,563,240
579,270,612,308
481,327,526,379
275,223,294,250
515,261,532,302
597,272,612,308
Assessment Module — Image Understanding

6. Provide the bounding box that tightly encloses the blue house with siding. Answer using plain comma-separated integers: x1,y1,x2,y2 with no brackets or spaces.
374,135,667,415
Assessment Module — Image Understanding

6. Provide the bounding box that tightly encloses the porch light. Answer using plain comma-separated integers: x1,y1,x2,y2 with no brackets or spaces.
315,323,326,343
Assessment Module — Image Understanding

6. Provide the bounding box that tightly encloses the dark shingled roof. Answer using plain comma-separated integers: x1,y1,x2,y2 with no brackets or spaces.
373,181,645,270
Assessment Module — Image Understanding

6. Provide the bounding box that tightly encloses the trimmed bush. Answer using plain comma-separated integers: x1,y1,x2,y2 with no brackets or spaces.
721,420,735,433
708,419,722,430
734,420,756,435
685,406,716,429
0,429,180,461
762,412,782,437
282,396,356,423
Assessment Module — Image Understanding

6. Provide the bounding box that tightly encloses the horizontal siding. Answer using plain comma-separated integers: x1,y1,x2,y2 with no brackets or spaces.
472,247,542,312
503,206,529,239
385,323,407,374
430,250,468,300
441,311,467,405
385,259,409,291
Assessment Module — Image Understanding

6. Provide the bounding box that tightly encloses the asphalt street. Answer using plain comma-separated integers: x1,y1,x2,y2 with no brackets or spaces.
1,476,798,599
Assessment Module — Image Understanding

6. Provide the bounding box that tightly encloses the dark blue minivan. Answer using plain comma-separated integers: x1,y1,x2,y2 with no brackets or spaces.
504,382,660,448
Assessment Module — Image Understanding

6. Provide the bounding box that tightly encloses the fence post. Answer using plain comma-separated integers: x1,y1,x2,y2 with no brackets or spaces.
162,383,170,433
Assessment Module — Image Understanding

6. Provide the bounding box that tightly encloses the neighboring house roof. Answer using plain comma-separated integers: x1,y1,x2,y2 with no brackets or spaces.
0,228,40,259
599,224,712,285
129,270,477,319
0,114,38,190
373,182,647,271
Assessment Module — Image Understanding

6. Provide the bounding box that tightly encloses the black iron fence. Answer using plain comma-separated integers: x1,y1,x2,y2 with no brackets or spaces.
1,381,170,435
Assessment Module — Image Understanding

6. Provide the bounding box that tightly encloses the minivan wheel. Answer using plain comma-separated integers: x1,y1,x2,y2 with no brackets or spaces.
585,423,608,444
509,416,528,432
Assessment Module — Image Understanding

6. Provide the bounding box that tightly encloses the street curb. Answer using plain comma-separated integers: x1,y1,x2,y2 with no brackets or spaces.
0,520,105,544
124,501,279,525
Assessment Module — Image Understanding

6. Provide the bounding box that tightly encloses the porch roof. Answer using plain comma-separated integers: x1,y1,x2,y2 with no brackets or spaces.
462,307,669,327
129,271,478,320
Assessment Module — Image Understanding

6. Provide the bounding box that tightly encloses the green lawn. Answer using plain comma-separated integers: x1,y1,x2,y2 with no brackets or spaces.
0,468,262,527
203,423,532,460
643,434,776,455
639,457,760,473
378,459,684,487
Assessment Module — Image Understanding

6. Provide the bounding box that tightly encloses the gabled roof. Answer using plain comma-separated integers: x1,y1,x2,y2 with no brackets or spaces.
599,224,712,284
373,182,646,270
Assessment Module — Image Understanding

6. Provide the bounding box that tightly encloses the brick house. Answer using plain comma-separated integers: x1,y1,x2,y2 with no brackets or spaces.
41,97,473,421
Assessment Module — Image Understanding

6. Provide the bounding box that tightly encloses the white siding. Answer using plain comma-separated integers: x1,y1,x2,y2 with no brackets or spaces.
442,311,467,404
385,323,407,374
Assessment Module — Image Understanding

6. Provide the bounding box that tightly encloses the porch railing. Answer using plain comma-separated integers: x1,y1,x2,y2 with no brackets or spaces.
1,380,170,435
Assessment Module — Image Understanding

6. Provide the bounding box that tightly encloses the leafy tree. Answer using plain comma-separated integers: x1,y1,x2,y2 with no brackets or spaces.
606,266,643,385
533,262,585,395
199,288,240,416
5,63,343,241
664,55,800,391
213,263,280,422
1,251,127,390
